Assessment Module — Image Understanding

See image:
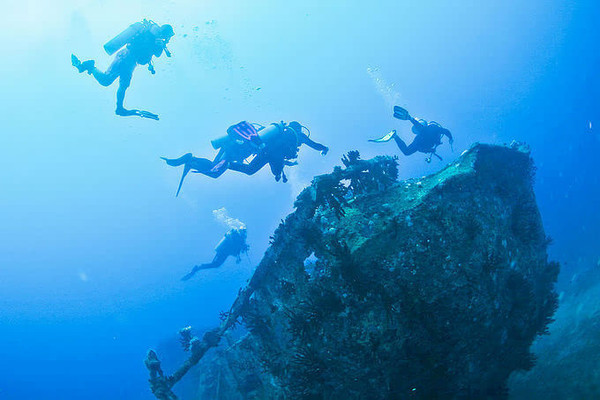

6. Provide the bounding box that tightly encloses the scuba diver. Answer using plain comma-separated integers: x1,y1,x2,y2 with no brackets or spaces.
181,227,249,281
71,19,174,120
162,120,329,196
370,106,454,162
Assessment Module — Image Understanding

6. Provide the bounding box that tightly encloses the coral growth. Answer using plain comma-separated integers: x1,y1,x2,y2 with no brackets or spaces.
150,144,559,400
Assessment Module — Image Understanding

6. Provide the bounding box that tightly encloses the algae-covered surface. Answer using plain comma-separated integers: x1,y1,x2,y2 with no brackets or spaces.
167,143,559,400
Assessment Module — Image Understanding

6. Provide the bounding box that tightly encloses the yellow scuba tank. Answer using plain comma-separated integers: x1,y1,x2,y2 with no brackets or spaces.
104,21,147,56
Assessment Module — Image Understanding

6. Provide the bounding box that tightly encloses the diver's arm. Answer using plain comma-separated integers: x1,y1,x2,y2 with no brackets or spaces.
409,117,422,128
298,133,329,155
153,38,170,58
442,128,454,144
284,160,298,166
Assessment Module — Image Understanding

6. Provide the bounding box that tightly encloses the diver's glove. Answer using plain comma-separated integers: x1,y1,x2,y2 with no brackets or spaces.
321,147,329,156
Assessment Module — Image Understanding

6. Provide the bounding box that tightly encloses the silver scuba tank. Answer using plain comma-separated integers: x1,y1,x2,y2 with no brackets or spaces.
212,122,284,150
211,135,231,150
214,235,228,253
103,21,146,56
257,123,284,145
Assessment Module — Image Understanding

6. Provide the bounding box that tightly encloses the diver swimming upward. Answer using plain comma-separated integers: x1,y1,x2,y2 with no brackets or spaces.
71,19,174,120
162,121,329,196
370,106,454,162
181,226,249,281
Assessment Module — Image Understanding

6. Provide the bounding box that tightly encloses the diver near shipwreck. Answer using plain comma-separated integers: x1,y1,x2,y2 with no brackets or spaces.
162,120,329,196
71,19,174,120
370,106,454,162
180,226,249,281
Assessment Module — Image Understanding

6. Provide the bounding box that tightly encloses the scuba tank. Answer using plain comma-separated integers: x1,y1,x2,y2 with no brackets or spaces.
212,121,262,150
215,229,244,254
104,20,150,56
214,235,228,254
212,122,251,150
211,122,286,150
257,123,284,145
211,135,232,150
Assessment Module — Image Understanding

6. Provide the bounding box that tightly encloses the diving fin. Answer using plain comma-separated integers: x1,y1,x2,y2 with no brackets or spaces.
181,266,198,281
134,110,160,120
369,130,396,143
71,54,80,69
393,106,410,120
176,163,192,197
161,153,192,167
71,55,94,74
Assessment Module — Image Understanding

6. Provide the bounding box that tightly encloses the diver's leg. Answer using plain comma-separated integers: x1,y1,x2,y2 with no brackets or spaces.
161,154,228,184
115,69,134,115
204,253,229,269
181,253,228,280
90,67,119,87
91,51,132,87
228,154,268,176
89,55,121,87
393,136,418,156
181,266,200,281
201,162,228,179
71,55,95,74
162,153,194,167
115,80,130,113
269,159,285,181
161,154,220,173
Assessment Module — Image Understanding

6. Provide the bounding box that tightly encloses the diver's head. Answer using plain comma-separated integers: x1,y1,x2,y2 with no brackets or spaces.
159,24,175,40
412,118,427,134
287,121,303,135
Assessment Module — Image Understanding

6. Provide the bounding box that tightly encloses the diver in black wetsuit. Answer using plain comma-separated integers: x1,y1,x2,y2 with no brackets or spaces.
227,121,328,180
371,106,454,162
181,227,249,281
162,121,328,196
71,20,174,120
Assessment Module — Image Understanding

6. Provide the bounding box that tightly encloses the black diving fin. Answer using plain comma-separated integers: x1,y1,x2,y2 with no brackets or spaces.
71,54,94,74
175,164,192,197
393,106,410,120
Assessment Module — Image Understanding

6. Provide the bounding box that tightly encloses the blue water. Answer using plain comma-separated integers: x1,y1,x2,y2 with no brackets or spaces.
1,0,598,398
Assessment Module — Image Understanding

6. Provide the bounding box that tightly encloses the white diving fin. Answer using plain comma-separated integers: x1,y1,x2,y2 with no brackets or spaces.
369,129,396,143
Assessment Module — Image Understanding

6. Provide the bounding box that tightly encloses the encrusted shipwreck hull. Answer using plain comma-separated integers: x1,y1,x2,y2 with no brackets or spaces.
191,144,558,399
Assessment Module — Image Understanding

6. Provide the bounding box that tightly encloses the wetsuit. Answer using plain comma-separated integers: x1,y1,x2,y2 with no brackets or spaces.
228,125,328,181
164,122,328,183
394,119,453,156
181,229,248,281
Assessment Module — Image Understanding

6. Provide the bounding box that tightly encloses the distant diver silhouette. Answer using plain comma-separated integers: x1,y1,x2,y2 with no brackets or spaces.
71,19,174,120
181,227,249,281
370,106,454,162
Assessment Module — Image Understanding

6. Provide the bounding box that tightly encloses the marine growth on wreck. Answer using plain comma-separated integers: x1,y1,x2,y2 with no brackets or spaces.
147,143,559,400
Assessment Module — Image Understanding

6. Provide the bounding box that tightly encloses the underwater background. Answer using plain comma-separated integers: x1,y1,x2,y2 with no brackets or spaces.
1,0,599,398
